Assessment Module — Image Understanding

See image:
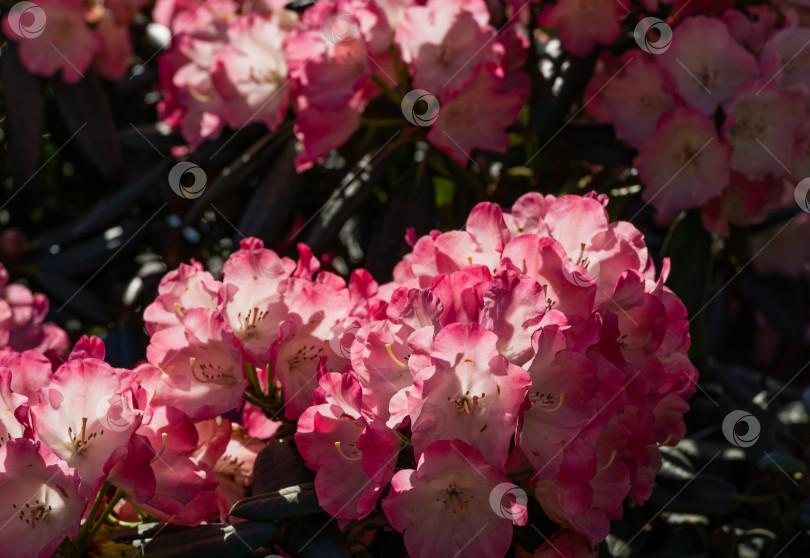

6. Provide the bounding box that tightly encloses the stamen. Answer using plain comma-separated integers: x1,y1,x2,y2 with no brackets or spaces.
174,303,185,318
597,450,617,472
80,417,88,446
535,393,565,413
150,433,169,464
385,344,409,369
335,441,362,461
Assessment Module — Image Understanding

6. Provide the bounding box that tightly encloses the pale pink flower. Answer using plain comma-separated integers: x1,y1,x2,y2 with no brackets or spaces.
382,440,525,558
219,238,295,365
537,0,620,56
634,107,731,214
296,372,400,520
211,15,290,131
143,260,219,336
3,0,102,83
409,322,531,469
722,84,806,180
429,63,525,165
30,357,142,497
147,308,246,420
657,16,759,115
598,53,677,148
0,439,86,558
395,0,500,96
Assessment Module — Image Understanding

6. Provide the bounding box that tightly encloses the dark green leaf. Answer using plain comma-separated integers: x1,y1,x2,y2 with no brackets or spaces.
252,438,314,496
52,74,121,177
1,41,44,186
230,482,321,520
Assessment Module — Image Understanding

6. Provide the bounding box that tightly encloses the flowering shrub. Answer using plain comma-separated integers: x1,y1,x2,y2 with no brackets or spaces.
586,8,810,235
2,0,810,556
0,192,695,556
154,0,528,168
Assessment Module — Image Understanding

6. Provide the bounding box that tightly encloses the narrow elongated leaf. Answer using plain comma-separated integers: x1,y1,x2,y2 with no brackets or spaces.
1,41,44,186
252,438,314,495
279,516,352,558
230,482,320,520
135,522,281,558
365,164,435,282
52,74,121,177
237,141,300,243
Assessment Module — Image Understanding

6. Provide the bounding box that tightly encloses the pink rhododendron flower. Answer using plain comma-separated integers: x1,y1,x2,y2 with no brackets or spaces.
211,15,290,131
634,108,731,214
296,372,400,520
537,0,620,56
147,308,246,420
30,356,142,497
382,440,526,558
219,238,295,365
3,0,102,83
395,0,500,96
429,63,525,165
409,322,531,468
722,84,807,180
144,260,220,335
0,439,86,558
598,54,677,148
657,16,759,115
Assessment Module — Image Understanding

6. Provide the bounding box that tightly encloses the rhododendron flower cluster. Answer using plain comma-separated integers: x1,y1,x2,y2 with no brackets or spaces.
0,263,283,555
293,192,697,557
0,192,696,556
2,0,146,82
154,0,529,169
0,263,69,365
587,7,810,235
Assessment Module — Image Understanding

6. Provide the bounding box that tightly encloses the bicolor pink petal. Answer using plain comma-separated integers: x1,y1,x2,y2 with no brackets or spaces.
635,108,730,214
657,16,758,115
410,323,531,468
381,440,522,558
0,439,86,558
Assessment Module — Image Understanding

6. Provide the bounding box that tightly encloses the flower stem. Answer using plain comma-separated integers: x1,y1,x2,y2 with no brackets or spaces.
74,481,110,548
506,466,534,479
79,488,124,552
371,74,403,105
